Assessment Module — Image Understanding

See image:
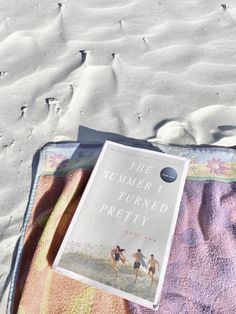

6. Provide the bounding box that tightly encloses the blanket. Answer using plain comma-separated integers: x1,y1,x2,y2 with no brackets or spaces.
7,142,236,313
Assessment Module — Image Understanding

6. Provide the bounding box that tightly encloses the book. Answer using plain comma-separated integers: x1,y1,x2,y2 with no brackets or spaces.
53,141,189,310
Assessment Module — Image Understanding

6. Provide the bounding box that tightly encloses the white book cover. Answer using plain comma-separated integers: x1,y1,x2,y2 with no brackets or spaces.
53,141,189,310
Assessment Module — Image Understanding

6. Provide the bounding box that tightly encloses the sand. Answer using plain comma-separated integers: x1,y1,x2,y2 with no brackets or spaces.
0,0,236,311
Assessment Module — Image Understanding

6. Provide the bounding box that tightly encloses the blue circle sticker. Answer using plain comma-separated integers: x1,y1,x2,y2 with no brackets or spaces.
160,167,177,183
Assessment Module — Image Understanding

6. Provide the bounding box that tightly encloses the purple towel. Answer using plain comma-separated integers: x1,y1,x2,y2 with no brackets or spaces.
129,145,236,313
8,142,235,313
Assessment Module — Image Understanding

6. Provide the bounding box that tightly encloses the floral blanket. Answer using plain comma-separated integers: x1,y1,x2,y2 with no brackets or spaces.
7,142,236,314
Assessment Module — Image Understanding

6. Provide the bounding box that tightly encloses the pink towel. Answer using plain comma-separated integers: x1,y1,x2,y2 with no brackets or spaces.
8,142,236,313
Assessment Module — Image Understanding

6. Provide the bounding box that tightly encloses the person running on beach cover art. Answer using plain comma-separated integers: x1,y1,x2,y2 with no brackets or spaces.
111,245,126,277
147,254,159,287
133,249,145,283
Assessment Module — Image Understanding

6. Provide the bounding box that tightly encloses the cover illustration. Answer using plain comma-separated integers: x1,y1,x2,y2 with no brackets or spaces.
53,141,189,310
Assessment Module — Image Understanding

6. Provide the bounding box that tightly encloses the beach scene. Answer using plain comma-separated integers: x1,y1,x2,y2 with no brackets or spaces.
59,243,159,302
0,0,236,312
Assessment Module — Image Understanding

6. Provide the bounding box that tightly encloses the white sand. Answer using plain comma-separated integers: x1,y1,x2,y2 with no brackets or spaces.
0,0,236,310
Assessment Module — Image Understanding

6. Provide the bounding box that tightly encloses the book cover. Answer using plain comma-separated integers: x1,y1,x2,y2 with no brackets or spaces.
53,141,189,310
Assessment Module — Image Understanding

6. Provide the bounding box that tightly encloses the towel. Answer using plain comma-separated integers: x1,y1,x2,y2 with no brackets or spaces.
7,142,236,313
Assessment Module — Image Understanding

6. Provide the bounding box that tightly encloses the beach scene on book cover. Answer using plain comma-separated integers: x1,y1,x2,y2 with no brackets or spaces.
54,142,188,308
